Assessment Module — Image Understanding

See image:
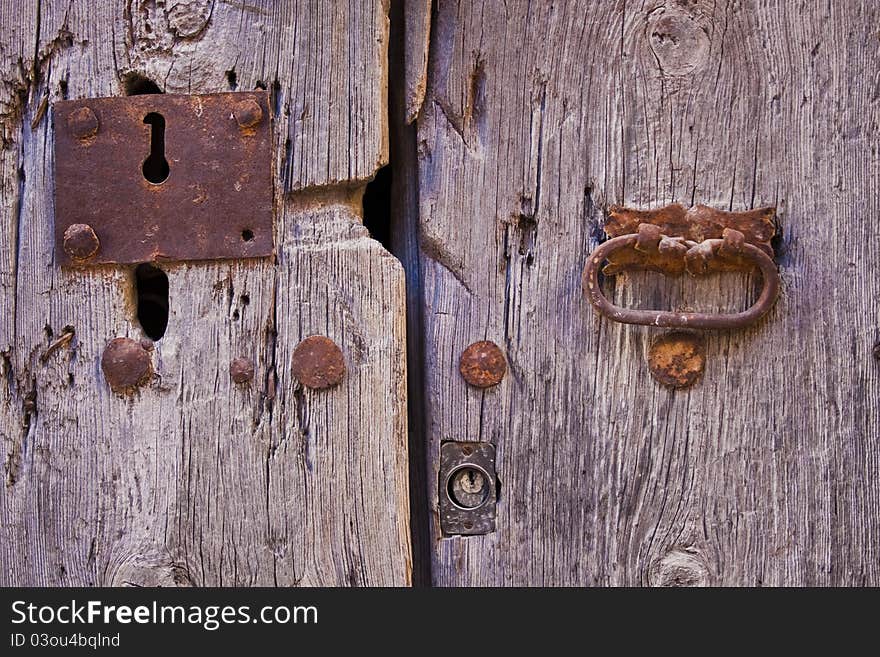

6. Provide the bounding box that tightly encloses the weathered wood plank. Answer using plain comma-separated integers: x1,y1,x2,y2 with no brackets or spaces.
0,0,39,501
403,0,431,124
1,0,409,586
417,0,880,585
270,191,411,586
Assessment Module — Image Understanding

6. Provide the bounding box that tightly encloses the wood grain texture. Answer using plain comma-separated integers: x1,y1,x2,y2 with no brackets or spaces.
403,0,431,124
416,0,880,585
0,0,410,586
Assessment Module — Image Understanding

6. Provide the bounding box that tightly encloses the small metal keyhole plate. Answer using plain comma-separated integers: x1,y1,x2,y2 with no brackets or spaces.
440,441,497,536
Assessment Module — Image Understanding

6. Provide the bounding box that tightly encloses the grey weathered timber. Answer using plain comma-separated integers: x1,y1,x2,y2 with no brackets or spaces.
402,0,431,125
415,0,880,585
0,0,410,586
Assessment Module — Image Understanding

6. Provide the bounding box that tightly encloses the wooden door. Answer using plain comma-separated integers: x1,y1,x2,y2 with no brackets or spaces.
3,0,879,590
403,0,880,585
0,1,410,586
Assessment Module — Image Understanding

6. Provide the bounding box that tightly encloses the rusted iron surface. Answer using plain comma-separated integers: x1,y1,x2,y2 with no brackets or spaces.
603,204,776,275
440,442,497,536
101,338,153,393
291,336,346,390
229,357,255,384
459,340,506,388
583,226,780,330
648,332,706,388
66,106,99,141
54,91,273,265
62,223,100,261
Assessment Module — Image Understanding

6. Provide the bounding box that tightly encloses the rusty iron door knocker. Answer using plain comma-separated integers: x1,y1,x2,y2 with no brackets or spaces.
583,206,781,330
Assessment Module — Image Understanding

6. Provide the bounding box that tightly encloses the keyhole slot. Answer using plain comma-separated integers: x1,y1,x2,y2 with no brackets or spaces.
135,263,169,340
446,465,492,510
142,112,170,184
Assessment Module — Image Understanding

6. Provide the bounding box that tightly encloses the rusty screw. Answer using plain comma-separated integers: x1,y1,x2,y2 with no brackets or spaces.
459,340,506,388
67,106,99,141
101,337,153,393
233,98,263,129
648,331,705,388
230,357,255,384
62,223,100,261
291,335,345,390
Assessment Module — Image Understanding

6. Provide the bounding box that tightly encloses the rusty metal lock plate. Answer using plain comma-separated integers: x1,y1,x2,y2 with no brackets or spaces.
54,91,273,265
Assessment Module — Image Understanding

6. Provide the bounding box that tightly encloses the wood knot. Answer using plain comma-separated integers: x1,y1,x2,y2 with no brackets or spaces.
646,8,711,76
650,547,711,587
110,553,194,587
167,1,212,39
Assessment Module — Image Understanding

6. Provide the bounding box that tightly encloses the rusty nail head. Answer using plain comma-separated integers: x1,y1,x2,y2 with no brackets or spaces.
233,99,263,128
62,223,100,261
291,336,345,389
230,357,255,384
67,106,99,141
648,332,706,388
101,337,152,393
459,340,506,388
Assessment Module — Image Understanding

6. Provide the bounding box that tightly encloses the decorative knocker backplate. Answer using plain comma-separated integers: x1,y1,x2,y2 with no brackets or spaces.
583,205,780,330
